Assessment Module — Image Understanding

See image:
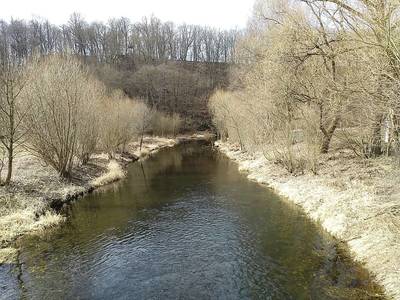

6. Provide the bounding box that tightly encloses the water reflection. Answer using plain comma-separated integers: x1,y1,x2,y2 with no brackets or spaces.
1,142,383,299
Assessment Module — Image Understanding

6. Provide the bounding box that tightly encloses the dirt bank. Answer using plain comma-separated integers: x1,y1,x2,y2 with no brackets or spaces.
215,141,399,300
0,133,213,263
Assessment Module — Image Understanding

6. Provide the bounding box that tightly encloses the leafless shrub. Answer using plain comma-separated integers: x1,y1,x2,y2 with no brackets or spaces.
151,112,183,137
77,75,107,165
132,101,153,150
17,55,173,175
99,93,138,158
210,0,400,176
22,56,82,177
21,56,106,177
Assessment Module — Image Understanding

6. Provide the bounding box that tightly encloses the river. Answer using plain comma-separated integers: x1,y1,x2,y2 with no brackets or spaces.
1,141,382,299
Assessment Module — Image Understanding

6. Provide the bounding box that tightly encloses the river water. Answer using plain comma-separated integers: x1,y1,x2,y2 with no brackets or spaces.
1,142,382,299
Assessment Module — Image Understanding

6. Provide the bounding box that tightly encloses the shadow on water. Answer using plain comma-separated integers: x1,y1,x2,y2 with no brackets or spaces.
1,141,385,299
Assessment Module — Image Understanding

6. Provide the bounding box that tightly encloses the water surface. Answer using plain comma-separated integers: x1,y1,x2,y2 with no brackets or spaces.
1,142,382,299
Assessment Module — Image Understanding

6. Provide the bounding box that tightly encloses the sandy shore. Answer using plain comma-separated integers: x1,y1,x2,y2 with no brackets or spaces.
0,133,212,263
215,141,400,299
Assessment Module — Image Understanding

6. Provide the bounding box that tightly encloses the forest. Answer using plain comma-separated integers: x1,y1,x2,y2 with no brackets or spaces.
0,14,237,129
0,14,238,182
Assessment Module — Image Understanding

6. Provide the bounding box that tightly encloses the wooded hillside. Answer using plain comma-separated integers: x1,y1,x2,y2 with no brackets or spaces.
0,15,238,130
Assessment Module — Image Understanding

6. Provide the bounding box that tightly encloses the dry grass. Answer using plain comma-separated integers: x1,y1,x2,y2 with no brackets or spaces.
216,140,400,300
0,247,18,263
0,135,195,262
128,136,177,158
0,153,83,249
90,160,125,187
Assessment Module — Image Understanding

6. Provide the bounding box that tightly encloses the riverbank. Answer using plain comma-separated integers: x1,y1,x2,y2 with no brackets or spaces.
0,133,212,263
215,141,399,299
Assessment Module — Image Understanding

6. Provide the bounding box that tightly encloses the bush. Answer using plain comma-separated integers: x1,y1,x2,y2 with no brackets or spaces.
151,112,183,137
19,55,180,177
99,93,139,157
22,56,106,177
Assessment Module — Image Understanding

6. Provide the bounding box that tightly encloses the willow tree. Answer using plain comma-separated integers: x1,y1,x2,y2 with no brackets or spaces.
302,0,400,156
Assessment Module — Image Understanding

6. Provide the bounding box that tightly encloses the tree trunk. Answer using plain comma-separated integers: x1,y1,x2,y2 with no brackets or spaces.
139,131,144,151
5,146,13,185
391,114,400,156
370,114,383,157
320,133,334,154
59,169,71,179
320,116,340,154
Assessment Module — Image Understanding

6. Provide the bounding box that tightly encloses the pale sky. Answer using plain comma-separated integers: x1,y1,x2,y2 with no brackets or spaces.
0,0,255,29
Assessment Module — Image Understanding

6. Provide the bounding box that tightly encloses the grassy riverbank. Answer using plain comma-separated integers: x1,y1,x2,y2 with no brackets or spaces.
216,141,399,300
0,133,212,263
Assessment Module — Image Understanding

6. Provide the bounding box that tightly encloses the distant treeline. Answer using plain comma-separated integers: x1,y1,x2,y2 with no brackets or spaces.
0,14,239,64
0,14,240,130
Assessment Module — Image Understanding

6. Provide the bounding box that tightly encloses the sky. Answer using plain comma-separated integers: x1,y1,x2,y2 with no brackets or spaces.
0,0,255,29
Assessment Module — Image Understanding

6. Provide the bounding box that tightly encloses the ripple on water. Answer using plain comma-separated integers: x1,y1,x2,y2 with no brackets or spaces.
6,142,385,300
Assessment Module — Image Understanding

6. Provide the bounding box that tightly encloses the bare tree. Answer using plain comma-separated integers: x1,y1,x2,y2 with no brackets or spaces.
0,61,26,184
22,56,98,177
77,77,107,165
99,92,138,157
133,101,153,150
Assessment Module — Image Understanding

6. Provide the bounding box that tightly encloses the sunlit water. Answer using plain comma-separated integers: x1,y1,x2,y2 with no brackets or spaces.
1,142,382,299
